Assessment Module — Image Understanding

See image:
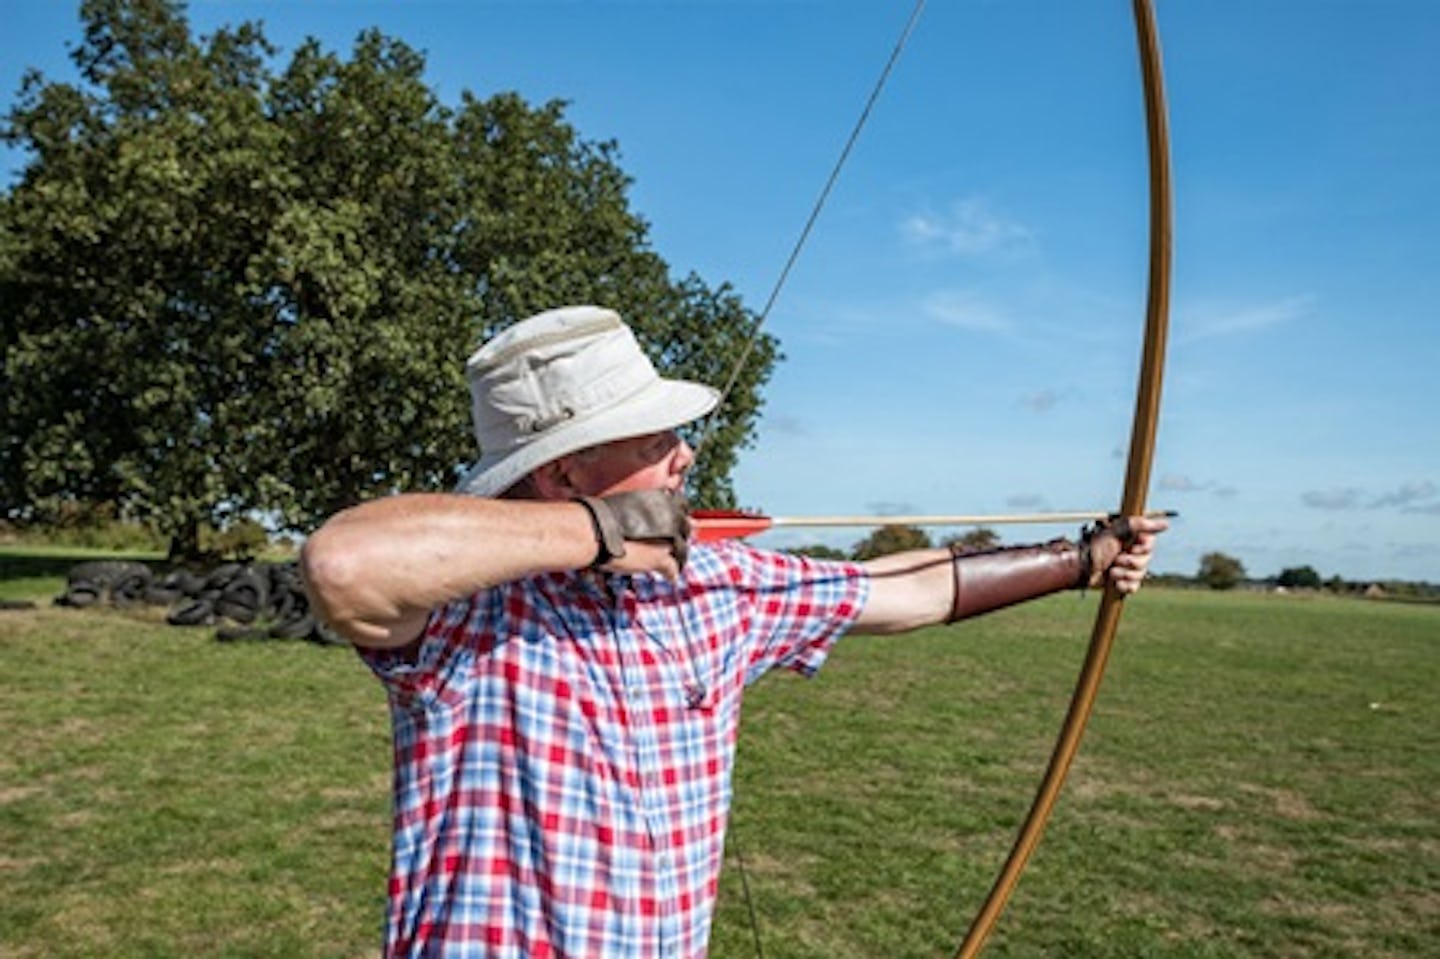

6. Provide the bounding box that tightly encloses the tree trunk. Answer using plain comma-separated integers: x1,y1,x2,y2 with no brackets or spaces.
168,515,202,563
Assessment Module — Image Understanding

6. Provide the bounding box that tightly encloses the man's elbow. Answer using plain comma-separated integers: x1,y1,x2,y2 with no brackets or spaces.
301,529,377,644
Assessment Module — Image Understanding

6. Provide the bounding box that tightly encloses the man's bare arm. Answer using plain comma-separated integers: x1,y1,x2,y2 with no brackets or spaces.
851,516,1168,636
300,494,598,649
849,548,954,635
302,492,689,649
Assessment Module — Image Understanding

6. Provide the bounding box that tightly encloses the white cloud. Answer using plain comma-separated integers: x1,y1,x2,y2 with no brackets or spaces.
1178,294,1314,343
761,412,807,437
1303,488,1363,511
1160,473,1205,493
921,291,1012,334
1159,474,1236,498
1296,482,1439,515
1369,480,1437,510
1019,390,1060,413
900,197,1033,257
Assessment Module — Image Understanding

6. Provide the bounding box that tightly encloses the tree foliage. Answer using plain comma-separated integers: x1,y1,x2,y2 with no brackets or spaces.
1277,565,1322,589
785,543,848,561
851,524,931,561
1198,551,1246,591
2,0,774,557
941,526,1000,553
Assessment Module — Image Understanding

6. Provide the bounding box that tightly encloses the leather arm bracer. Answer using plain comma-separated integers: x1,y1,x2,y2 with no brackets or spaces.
946,539,1090,623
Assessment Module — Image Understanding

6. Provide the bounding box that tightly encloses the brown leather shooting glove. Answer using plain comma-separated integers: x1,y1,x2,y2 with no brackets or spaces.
574,490,692,571
947,517,1136,622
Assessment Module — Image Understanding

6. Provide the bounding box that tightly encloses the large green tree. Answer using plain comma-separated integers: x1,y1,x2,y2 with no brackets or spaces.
2,0,774,557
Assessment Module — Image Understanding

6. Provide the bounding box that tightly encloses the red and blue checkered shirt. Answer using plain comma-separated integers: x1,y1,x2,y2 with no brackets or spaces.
359,541,868,958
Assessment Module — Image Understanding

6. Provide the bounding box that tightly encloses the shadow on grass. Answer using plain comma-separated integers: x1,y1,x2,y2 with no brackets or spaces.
0,546,167,603
0,549,162,584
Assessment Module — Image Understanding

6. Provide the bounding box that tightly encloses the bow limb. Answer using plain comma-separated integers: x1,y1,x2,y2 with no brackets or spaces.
954,1,1173,955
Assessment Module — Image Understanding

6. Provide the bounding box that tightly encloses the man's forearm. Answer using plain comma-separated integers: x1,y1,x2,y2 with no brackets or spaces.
301,493,596,649
851,517,1162,636
853,541,1085,635
851,548,955,634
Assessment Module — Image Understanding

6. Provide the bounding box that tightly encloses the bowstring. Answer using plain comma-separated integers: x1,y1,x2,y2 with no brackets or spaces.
680,4,928,957
690,0,928,467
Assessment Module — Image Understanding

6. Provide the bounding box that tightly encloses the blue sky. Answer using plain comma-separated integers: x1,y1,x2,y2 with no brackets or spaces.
5,1,1437,582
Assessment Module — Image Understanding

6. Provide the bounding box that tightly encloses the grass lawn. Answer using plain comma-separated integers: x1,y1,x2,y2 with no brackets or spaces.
2,550,1437,957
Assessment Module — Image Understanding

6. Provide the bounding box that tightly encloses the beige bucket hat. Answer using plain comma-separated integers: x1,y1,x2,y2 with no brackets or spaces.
455,305,720,497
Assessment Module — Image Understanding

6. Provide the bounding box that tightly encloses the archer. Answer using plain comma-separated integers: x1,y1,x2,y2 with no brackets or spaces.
302,304,1167,958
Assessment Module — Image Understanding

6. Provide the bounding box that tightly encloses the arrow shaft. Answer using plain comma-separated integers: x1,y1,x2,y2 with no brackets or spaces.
691,509,1175,537
764,510,1172,529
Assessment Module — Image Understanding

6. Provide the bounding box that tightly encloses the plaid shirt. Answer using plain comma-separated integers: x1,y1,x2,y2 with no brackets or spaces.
359,541,868,958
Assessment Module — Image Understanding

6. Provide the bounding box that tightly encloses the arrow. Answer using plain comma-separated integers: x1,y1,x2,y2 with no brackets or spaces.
690,508,1177,544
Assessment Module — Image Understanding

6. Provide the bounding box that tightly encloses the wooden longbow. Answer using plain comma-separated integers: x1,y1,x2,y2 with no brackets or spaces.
692,1,1172,953
953,1,1173,954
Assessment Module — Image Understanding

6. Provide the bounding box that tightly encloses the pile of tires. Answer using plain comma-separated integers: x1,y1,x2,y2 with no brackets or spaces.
54,560,159,608
55,559,346,647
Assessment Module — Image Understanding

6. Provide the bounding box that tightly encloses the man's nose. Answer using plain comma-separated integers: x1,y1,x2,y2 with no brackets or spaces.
673,436,696,471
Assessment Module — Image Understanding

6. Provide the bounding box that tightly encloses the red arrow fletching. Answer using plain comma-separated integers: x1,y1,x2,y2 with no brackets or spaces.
689,510,775,543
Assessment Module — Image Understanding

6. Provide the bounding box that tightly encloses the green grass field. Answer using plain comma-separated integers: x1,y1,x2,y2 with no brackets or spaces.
2,551,1437,957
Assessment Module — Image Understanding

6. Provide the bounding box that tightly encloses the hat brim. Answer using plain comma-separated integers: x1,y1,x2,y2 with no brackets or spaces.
455,378,720,497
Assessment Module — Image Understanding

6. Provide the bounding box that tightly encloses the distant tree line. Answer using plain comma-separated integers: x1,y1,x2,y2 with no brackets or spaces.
786,524,1001,563
1146,552,1440,601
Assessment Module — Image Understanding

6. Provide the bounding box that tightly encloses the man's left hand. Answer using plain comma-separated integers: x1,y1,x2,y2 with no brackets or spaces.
1087,515,1169,595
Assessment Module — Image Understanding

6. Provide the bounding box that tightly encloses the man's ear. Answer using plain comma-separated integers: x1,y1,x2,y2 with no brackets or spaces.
530,457,580,499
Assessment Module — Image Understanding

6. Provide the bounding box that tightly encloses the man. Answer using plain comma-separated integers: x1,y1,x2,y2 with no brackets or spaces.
302,305,1165,958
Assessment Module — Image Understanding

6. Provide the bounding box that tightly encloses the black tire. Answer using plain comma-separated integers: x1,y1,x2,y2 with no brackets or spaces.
214,600,258,623
269,562,303,587
111,571,153,607
66,560,151,589
58,582,102,607
142,585,184,606
204,563,244,591
265,585,298,622
220,569,269,614
268,612,315,641
169,570,208,596
167,598,216,627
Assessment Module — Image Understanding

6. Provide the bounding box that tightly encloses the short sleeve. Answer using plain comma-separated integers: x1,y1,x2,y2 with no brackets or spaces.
713,542,869,681
354,591,497,712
